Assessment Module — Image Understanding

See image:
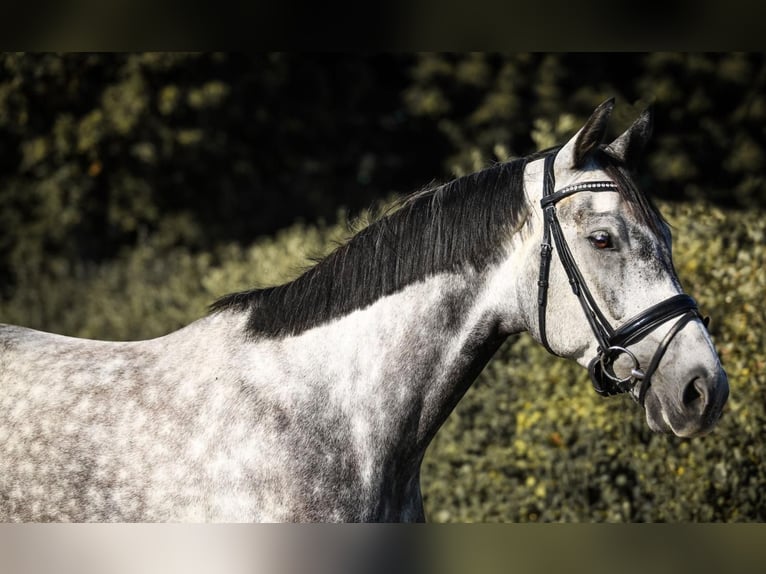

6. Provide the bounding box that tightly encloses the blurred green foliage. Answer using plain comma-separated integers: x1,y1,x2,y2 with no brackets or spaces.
0,53,441,292
1,53,765,294
1,53,764,521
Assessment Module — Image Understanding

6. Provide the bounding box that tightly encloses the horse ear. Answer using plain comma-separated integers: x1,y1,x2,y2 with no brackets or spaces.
604,105,654,168
557,98,615,169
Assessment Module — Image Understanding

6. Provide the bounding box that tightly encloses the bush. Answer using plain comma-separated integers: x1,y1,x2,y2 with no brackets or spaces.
0,53,436,291
3,53,765,292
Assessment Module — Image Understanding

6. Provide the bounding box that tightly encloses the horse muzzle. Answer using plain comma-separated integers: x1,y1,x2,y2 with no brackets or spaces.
587,294,707,406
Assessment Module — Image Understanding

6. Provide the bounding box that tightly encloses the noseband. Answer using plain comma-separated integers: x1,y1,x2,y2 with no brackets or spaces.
536,154,708,406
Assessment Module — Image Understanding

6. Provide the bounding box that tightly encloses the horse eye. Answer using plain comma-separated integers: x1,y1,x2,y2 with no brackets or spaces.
588,231,613,250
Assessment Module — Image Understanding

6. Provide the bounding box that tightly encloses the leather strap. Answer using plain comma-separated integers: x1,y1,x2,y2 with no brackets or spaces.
611,294,699,348
537,153,619,355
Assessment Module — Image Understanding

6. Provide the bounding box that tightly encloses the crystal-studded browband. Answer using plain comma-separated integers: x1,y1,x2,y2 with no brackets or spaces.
540,180,619,208
558,181,619,193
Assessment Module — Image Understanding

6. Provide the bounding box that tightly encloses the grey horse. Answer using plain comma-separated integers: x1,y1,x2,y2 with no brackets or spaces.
0,100,728,521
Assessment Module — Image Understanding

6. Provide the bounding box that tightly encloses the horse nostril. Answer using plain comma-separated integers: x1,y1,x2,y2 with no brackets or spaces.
682,376,708,410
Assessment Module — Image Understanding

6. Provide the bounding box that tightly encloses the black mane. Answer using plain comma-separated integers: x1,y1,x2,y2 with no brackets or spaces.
210,153,541,337
211,146,664,338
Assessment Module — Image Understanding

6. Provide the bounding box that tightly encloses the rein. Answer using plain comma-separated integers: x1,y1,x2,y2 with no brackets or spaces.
536,153,708,406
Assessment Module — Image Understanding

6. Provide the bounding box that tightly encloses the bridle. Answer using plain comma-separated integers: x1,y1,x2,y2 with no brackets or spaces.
536,153,708,406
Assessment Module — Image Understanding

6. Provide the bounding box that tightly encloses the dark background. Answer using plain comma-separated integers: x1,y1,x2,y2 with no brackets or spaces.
1,53,764,298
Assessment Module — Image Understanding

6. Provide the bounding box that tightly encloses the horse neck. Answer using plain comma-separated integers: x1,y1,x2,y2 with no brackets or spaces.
253,255,528,473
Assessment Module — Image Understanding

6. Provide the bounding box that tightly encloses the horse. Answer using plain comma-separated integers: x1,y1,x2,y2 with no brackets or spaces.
0,99,729,522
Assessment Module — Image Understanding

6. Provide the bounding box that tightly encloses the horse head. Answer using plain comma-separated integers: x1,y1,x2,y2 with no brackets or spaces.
521,99,729,437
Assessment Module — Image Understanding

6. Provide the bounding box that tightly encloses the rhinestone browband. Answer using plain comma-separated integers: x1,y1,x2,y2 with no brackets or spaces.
540,180,620,208
556,181,619,194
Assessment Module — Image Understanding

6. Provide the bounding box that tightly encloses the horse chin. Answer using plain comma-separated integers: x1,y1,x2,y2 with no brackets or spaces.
642,387,723,438
643,392,673,434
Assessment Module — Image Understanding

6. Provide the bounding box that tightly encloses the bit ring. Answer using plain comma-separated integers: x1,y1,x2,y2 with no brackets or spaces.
599,346,644,386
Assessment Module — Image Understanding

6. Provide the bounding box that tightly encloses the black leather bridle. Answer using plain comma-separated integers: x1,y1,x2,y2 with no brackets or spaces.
536,153,708,406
